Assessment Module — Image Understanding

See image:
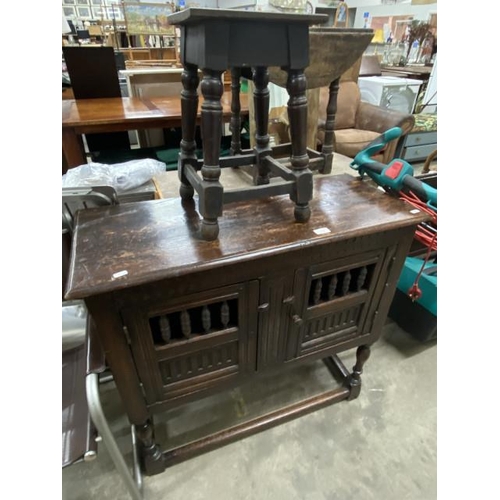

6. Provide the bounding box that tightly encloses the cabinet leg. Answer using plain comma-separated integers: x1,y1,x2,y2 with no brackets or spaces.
135,419,166,476
347,345,371,401
286,68,312,222
179,63,200,200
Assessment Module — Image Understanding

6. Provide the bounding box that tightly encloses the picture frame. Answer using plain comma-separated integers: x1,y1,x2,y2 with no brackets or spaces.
63,6,77,17
123,2,175,35
76,6,92,18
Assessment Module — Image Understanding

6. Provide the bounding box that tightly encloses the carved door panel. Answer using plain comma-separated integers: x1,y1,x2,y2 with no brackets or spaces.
286,248,395,360
256,273,299,370
121,281,259,405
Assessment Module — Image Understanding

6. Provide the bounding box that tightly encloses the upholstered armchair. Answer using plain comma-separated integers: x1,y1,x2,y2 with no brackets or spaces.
316,80,415,164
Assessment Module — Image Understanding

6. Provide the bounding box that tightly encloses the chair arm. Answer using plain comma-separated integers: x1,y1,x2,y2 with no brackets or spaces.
355,102,415,136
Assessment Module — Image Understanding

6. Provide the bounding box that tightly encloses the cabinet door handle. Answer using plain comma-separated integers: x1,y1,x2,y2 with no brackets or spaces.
283,296,302,326
257,302,269,312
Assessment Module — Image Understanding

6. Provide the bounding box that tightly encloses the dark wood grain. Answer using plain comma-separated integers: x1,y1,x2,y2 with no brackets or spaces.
65,175,427,300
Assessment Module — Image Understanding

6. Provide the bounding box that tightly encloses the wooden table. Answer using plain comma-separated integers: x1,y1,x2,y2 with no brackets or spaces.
65,173,427,477
62,92,249,171
380,64,433,84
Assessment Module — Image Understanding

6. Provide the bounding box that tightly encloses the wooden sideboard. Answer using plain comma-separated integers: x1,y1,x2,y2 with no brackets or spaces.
65,174,427,476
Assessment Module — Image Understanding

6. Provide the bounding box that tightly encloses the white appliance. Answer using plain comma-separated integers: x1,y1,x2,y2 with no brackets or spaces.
358,76,423,114
421,56,437,114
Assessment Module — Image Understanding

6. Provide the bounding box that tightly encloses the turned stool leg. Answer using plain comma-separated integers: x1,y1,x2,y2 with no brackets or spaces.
230,67,242,156
286,68,312,222
320,77,340,175
252,66,272,185
199,68,224,241
347,345,371,400
179,63,200,200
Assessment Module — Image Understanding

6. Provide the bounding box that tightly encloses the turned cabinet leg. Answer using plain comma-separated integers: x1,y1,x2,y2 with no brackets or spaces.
347,345,371,400
230,67,242,156
199,68,224,241
135,419,165,476
286,68,312,223
179,63,200,200
252,66,272,185
320,77,340,175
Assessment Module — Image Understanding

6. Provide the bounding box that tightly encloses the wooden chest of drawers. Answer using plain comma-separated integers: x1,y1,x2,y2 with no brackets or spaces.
402,130,437,162
65,174,426,476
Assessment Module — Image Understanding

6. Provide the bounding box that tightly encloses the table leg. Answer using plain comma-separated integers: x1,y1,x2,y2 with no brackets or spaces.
62,127,86,173
179,63,200,200
320,77,340,175
199,68,224,241
230,67,242,156
252,66,272,185
286,68,312,222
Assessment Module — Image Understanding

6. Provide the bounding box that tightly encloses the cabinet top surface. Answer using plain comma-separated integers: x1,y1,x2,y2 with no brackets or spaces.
167,7,327,25
65,174,427,300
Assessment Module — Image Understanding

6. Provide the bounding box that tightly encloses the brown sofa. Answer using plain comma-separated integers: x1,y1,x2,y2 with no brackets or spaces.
316,80,415,164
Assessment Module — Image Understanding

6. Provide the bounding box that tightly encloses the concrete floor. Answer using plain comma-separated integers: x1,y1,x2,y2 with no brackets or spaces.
62,155,437,500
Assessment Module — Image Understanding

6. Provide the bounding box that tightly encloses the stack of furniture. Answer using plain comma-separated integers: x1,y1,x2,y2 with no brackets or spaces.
64,173,428,477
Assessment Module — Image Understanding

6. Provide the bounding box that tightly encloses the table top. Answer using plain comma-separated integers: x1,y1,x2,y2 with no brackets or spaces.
381,65,433,76
65,174,427,300
62,92,249,129
167,7,327,25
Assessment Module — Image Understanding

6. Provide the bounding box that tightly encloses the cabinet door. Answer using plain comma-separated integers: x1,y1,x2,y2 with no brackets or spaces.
256,273,297,370
287,248,394,360
121,281,259,405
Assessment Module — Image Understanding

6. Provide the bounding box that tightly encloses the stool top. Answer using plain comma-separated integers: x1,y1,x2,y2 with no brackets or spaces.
167,7,327,25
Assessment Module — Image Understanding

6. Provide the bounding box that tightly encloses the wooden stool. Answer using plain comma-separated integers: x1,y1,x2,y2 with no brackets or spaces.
167,8,327,241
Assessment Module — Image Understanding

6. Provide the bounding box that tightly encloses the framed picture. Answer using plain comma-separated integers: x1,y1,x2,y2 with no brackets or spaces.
123,2,175,35
63,6,77,17
63,0,76,5
76,6,92,18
